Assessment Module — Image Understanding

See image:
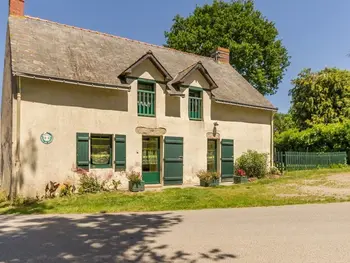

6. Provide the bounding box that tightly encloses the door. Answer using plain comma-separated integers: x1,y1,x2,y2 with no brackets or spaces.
142,136,160,184
164,136,183,185
221,139,234,182
207,139,217,172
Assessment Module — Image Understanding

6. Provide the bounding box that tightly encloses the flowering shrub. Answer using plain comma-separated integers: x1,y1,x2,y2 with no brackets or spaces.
235,150,268,179
236,169,246,177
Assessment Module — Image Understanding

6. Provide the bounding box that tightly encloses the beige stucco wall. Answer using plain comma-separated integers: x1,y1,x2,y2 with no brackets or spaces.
0,28,16,197
17,59,272,197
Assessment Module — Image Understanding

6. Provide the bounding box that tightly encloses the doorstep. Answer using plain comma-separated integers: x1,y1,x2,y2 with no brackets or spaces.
144,184,163,191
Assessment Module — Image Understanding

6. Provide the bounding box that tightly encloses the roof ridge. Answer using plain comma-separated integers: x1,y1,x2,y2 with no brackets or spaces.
22,15,214,62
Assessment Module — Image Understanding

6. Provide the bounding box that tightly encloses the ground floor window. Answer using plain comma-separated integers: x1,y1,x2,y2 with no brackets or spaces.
207,139,217,172
91,134,112,168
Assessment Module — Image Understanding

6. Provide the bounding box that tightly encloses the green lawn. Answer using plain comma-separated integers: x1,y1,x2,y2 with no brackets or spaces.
2,167,350,214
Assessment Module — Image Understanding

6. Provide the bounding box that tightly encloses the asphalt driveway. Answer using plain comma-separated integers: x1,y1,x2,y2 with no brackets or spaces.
1,203,350,262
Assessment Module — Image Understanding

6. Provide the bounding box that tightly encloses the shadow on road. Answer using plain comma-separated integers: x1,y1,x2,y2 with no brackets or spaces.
0,212,237,262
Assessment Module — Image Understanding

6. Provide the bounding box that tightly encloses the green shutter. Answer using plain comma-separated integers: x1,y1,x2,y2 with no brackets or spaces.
164,136,183,185
221,139,234,182
76,133,89,171
115,135,126,171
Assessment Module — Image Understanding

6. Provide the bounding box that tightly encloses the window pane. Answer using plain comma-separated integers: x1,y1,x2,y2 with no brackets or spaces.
207,140,217,172
91,135,112,165
142,137,159,172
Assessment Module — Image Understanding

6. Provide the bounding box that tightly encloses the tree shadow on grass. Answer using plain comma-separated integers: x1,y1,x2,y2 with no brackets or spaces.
0,210,237,262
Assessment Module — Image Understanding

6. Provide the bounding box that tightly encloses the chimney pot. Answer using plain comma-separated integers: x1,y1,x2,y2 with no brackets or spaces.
9,0,25,16
211,47,230,64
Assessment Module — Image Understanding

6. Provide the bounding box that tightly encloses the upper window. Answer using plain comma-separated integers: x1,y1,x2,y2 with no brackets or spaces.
90,134,112,168
138,81,155,117
188,89,202,120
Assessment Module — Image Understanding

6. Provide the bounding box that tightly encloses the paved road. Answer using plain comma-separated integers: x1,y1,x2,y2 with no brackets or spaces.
1,203,350,262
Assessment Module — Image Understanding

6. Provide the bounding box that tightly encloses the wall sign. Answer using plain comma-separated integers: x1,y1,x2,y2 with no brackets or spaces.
40,132,53,144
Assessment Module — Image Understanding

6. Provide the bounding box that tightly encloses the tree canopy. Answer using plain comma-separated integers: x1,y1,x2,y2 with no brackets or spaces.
273,113,295,135
289,68,350,129
164,0,290,96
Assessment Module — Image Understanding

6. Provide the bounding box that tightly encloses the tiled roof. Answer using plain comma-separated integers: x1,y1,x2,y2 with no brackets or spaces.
8,15,276,110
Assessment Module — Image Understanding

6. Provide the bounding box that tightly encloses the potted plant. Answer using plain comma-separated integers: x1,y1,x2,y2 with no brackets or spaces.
197,170,220,187
234,169,248,184
127,171,145,192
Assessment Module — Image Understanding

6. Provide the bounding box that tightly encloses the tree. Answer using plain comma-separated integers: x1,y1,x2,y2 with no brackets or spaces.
289,68,350,129
274,112,295,135
164,0,290,96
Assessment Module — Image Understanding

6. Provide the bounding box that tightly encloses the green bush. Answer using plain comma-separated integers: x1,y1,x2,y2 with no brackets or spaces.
0,191,7,203
78,173,102,194
235,150,268,179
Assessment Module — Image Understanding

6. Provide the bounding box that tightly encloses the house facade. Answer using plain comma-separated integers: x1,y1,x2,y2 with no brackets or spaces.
1,0,276,197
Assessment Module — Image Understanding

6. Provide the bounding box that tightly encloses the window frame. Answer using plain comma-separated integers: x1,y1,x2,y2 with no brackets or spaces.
188,87,203,120
90,134,113,169
137,79,156,117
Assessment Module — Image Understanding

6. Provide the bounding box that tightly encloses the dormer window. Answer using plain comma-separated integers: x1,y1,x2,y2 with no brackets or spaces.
189,88,202,120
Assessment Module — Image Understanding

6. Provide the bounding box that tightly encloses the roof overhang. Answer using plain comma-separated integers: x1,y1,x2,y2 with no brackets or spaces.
13,72,131,91
214,98,278,112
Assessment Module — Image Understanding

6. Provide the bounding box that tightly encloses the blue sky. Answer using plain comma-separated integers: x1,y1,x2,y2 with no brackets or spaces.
1,0,350,113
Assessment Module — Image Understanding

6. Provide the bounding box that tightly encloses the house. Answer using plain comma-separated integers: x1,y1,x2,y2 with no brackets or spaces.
1,0,277,197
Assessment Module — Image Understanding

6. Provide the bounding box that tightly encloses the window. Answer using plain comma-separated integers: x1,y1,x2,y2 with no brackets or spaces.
207,139,217,172
138,81,155,116
188,89,202,120
90,134,112,168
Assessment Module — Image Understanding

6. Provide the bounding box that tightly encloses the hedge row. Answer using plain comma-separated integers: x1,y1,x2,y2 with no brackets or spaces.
274,121,350,153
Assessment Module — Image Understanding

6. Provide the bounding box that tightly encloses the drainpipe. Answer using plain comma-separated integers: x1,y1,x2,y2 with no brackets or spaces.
270,111,275,167
13,76,21,199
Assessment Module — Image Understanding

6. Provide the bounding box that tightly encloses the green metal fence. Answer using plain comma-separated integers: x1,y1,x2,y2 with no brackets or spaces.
274,151,347,171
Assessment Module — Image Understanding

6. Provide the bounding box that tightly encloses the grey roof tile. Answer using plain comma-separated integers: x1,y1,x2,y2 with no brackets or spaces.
8,15,276,110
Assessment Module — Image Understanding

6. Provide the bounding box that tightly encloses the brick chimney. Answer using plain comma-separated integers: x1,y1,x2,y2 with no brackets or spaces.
211,47,230,64
9,0,25,16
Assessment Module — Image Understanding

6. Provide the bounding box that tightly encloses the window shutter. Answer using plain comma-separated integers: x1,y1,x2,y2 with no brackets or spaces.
76,133,89,171
115,135,126,171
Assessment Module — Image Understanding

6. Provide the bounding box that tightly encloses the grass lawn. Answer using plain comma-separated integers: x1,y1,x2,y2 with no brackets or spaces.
2,167,350,214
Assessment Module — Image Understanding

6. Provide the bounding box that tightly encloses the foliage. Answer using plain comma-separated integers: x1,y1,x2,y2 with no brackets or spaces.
59,183,75,197
196,170,220,184
112,180,121,191
127,171,142,185
235,150,268,178
0,191,7,203
78,172,102,194
236,169,246,177
274,121,350,155
45,181,60,198
269,166,281,175
274,112,295,135
290,68,350,129
165,0,290,96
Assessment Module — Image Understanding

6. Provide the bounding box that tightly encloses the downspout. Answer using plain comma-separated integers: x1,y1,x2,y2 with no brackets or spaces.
270,111,275,167
13,76,21,199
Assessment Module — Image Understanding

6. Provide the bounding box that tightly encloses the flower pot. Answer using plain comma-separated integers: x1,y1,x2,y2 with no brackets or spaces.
128,181,145,192
200,178,220,187
233,176,248,184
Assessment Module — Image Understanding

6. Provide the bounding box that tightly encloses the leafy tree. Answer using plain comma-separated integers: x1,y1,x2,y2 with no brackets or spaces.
164,0,290,96
290,68,350,129
274,112,295,135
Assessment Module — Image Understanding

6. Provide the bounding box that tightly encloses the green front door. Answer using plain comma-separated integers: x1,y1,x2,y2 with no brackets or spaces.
207,139,217,172
142,136,160,184
164,136,183,185
221,139,234,182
